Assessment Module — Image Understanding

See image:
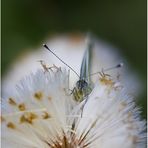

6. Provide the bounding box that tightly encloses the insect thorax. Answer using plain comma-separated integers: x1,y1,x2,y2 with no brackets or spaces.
73,79,92,102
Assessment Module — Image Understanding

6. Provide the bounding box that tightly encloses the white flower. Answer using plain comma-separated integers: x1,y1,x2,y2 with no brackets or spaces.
2,68,146,148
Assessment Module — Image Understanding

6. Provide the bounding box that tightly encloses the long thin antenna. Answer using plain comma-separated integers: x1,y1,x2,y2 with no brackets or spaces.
43,44,80,78
89,63,124,77
103,63,124,72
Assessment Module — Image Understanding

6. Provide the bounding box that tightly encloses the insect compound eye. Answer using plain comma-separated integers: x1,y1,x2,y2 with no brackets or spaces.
76,79,88,90
82,80,88,88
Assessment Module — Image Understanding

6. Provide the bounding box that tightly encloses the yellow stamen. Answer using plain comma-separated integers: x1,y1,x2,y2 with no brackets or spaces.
7,122,16,129
42,111,50,119
8,98,17,106
18,103,26,111
20,112,38,124
34,91,43,100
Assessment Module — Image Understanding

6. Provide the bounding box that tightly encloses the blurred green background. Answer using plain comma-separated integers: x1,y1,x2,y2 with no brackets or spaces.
2,0,146,118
